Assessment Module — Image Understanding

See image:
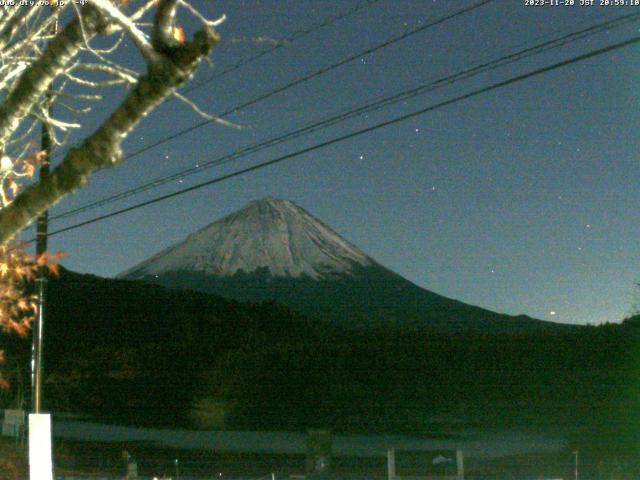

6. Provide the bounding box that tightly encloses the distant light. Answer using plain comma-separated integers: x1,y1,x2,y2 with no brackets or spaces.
359,155,364,160
550,311,556,316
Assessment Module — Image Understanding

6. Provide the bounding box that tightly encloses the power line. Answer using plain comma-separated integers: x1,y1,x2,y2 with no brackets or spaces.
53,0,492,166
47,0,385,166
183,0,385,94
51,9,640,221
38,34,640,241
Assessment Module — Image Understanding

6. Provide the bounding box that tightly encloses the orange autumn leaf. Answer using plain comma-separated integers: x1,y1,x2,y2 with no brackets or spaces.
173,25,186,44
0,240,57,388
14,265,27,277
16,299,29,311
36,253,47,267
47,262,60,277
22,162,35,178
35,251,64,276
9,320,28,337
32,150,47,165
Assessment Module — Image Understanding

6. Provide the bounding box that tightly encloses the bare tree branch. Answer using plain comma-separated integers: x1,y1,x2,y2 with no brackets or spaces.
0,21,219,243
153,0,180,51
173,91,243,129
0,6,107,147
91,0,158,62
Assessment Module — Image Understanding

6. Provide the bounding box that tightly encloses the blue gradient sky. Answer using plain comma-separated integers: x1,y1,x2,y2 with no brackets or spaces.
38,0,640,325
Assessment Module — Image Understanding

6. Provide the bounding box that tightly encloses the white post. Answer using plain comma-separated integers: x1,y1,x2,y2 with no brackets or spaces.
456,450,464,480
387,448,396,480
28,413,53,480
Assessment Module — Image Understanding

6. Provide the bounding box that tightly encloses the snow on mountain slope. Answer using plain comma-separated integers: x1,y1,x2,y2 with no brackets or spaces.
120,197,375,279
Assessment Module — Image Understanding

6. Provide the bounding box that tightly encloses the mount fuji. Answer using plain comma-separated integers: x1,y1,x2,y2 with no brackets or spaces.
121,197,374,280
120,197,563,332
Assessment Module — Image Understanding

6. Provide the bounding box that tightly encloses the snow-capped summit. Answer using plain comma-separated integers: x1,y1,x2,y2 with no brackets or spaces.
120,197,561,332
120,197,374,280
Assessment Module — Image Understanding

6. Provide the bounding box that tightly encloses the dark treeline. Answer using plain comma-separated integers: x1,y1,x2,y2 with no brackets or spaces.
1,268,638,462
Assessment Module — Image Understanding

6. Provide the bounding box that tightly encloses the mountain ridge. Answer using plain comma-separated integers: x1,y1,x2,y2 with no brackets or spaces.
120,197,571,332
120,197,374,280
29,266,627,437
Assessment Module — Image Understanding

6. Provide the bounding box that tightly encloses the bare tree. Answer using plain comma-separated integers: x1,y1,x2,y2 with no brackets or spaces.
0,0,222,242
0,0,223,371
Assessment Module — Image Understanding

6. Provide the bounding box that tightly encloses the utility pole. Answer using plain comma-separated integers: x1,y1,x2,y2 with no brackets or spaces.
31,104,52,413
29,103,54,480
574,450,579,480
31,3,58,417
28,8,58,480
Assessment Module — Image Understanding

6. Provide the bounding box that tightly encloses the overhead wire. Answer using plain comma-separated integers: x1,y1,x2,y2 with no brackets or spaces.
182,0,385,94
49,0,493,166
46,0,386,163
51,9,640,221
35,34,640,241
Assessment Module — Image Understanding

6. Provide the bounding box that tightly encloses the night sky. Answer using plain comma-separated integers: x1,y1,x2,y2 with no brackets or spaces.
35,0,640,325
